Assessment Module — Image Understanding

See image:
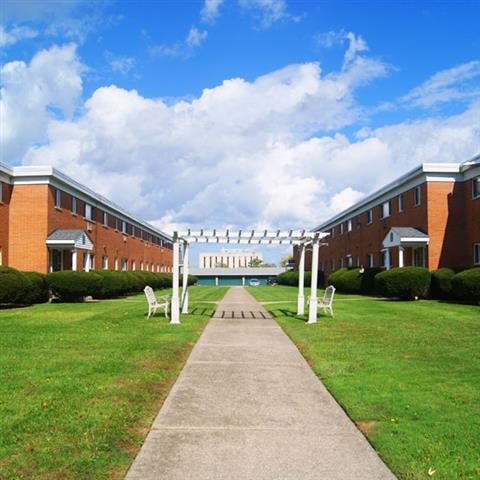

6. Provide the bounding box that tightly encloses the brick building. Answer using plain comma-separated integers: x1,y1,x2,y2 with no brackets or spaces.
295,158,479,275
0,163,173,274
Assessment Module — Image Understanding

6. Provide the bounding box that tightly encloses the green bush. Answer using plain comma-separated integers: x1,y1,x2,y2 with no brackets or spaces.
375,267,431,300
0,267,49,306
46,271,103,302
451,268,480,304
431,268,456,299
0,266,28,305
23,272,49,304
277,271,317,287
328,267,384,294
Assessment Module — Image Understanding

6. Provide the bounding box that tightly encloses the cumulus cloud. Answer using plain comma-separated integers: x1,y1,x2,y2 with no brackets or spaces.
0,43,83,163
2,43,479,237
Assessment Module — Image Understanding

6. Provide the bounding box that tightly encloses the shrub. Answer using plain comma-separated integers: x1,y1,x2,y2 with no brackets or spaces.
451,268,480,304
93,270,129,298
46,271,103,302
23,272,49,304
277,271,319,287
431,268,456,299
328,267,384,294
0,266,28,305
375,267,431,300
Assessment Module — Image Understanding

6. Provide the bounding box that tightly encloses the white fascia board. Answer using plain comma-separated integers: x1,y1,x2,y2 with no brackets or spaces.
400,237,429,244
0,162,13,182
12,165,172,242
314,163,462,232
46,239,75,244
462,163,480,181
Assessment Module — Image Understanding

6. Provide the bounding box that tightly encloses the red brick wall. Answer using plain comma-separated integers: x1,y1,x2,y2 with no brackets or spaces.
463,177,480,266
315,182,429,276
0,182,11,266
9,184,50,272
8,184,172,274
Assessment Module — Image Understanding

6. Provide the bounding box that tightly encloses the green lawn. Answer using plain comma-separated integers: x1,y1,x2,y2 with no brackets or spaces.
0,286,227,480
249,286,480,480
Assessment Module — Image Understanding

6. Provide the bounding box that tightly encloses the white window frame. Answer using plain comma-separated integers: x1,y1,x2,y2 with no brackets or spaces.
366,209,372,224
131,259,136,271
339,223,343,235
114,258,118,271
121,258,128,271
54,189,61,208
474,243,480,265
367,253,374,268
122,221,127,234
103,211,108,226
102,255,108,270
346,254,353,267
0,182,3,203
71,196,77,214
380,249,388,268
414,186,421,207
473,177,480,199
381,201,391,219
347,219,352,232
398,194,404,212
85,203,93,220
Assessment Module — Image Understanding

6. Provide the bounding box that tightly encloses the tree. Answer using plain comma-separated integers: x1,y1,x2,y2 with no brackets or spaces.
280,255,294,267
248,258,276,268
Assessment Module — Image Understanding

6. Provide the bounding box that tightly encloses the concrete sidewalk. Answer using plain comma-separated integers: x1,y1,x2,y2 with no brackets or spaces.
125,287,395,480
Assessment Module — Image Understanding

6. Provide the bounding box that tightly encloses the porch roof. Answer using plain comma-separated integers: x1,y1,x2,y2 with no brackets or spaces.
46,229,93,250
383,227,429,248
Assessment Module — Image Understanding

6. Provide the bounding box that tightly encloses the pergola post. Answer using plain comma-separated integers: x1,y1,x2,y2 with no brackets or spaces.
308,240,320,324
71,249,77,271
181,241,189,314
85,251,91,272
297,244,305,315
170,238,181,324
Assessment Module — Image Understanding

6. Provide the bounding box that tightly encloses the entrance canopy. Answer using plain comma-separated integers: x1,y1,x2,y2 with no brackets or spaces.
382,227,429,268
170,229,329,325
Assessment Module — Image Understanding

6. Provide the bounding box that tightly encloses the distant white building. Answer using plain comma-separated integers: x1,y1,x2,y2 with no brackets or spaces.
199,250,263,269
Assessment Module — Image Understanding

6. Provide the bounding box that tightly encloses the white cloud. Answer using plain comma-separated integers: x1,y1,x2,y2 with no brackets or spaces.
201,0,225,23
402,60,480,108
105,51,135,75
2,45,479,237
0,24,38,47
313,29,346,48
343,32,368,65
150,25,208,58
0,43,83,163
238,0,288,28
186,27,208,47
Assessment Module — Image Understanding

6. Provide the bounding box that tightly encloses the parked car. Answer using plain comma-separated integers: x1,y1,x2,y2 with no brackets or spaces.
249,278,260,287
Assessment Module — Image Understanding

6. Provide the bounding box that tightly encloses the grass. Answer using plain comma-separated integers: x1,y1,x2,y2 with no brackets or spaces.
248,286,480,480
0,286,227,480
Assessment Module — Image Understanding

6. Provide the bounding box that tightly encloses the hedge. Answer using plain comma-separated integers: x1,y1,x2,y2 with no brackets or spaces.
375,267,431,300
46,271,103,302
451,268,480,304
328,267,384,294
277,271,317,287
430,268,456,299
0,266,48,306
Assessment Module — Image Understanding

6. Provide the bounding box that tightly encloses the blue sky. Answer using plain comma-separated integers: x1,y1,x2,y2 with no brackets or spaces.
1,0,479,265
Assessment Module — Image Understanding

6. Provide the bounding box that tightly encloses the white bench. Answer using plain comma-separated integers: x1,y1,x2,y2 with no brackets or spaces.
144,286,170,318
308,285,336,318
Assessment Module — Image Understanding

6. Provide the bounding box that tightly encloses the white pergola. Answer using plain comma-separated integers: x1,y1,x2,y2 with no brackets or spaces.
170,229,329,325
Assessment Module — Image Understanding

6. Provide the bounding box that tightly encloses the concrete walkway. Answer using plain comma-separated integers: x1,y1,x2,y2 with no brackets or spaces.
125,287,395,480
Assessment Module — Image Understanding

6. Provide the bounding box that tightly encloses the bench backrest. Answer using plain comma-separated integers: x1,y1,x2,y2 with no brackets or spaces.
323,285,336,306
144,286,156,306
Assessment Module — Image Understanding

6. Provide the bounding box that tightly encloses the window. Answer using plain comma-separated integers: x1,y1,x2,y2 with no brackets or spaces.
114,258,118,271
340,257,344,268
121,258,128,271
140,261,144,271
380,250,388,268
339,223,343,235
131,259,136,271
330,227,334,238
85,203,93,220
0,182,3,203
474,244,480,265
346,255,353,267
103,211,108,226
122,221,127,234
473,177,480,199
331,259,335,271
413,247,425,267
54,189,61,208
71,196,77,214
367,254,373,268
356,256,360,267
347,219,352,232
355,215,361,227
414,186,421,206
381,201,391,219
115,217,119,231
366,209,372,224
398,194,404,212
102,255,108,270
